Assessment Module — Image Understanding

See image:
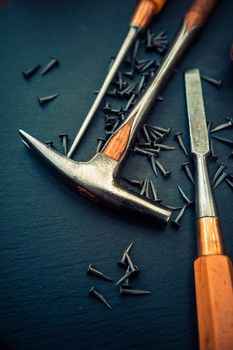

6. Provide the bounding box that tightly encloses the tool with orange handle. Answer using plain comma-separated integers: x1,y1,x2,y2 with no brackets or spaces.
19,1,219,224
185,69,233,350
67,0,167,158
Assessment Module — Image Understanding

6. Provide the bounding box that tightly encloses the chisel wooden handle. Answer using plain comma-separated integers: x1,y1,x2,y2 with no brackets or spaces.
131,0,166,29
185,0,217,31
194,217,233,350
195,255,233,350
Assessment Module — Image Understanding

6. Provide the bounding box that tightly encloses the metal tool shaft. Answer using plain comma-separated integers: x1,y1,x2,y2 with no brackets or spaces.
67,26,138,158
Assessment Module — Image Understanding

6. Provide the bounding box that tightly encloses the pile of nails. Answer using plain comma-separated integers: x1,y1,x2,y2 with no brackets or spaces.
95,29,169,149
21,56,59,106
88,243,150,310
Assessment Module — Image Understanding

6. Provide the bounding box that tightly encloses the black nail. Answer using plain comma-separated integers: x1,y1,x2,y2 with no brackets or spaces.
125,253,139,275
123,69,135,78
22,64,41,79
120,286,151,295
124,93,136,112
134,147,155,157
96,137,105,153
207,120,214,133
150,180,161,202
137,75,147,94
209,140,218,161
121,266,132,289
225,176,233,190
142,125,151,143
118,242,134,267
141,60,155,72
38,93,59,106
155,159,171,177
182,162,194,184
177,185,193,206
213,170,228,189
201,75,222,87
212,135,233,146
141,147,160,156
132,39,140,60
148,155,158,177
171,204,188,227
41,56,59,76
174,132,188,156
210,118,233,133
115,270,133,286
153,143,176,151
151,126,171,134
212,163,227,183
59,133,69,156
45,141,53,148
87,264,113,282
140,179,147,196
89,286,112,310
102,102,111,113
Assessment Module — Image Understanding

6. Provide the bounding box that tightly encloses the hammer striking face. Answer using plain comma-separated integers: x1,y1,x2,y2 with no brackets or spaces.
19,130,171,223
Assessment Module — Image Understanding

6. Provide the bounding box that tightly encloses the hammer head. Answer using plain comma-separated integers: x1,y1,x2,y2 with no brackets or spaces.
19,130,171,223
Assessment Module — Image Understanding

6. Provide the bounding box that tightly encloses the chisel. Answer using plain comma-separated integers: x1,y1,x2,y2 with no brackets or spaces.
185,69,233,350
67,0,167,157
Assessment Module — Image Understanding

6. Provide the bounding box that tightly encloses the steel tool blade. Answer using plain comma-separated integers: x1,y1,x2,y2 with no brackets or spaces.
185,69,210,156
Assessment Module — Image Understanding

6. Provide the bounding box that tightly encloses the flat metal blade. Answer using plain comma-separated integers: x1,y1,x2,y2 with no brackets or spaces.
185,69,210,156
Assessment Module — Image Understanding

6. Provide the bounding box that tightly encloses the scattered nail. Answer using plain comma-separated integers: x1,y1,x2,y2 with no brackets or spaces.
177,185,193,206
155,159,171,178
213,170,228,189
150,180,161,202
210,118,233,133
87,264,113,282
41,56,59,76
45,141,53,148
22,64,41,79
118,242,134,267
120,286,151,295
140,179,147,196
174,132,188,156
148,155,158,177
115,270,133,286
37,93,59,106
89,286,112,310
171,204,188,227
212,135,233,146
212,163,227,183
225,176,233,190
153,143,176,151
209,140,218,161
121,266,132,289
201,75,222,87
125,253,139,275
59,133,69,156
182,162,194,184
96,137,105,153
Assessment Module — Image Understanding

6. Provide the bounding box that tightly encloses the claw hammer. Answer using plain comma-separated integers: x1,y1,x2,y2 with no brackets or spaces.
19,0,218,223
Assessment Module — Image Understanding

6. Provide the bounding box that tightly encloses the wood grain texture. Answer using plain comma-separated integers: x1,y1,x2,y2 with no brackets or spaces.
101,116,135,161
194,255,233,350
130,0,166,29
185,0,217,31
196,217,224,257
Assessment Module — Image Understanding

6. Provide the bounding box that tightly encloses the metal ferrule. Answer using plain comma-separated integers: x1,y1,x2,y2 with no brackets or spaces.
194,154,217,218
117,21,200,165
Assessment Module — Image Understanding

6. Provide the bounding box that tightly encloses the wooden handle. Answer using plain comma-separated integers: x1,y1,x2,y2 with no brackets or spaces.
194,255,233,350
102,114,136,161
131,0,166,29
185,0,218,31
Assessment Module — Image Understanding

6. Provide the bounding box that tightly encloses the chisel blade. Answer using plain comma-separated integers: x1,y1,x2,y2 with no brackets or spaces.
185,69,210,156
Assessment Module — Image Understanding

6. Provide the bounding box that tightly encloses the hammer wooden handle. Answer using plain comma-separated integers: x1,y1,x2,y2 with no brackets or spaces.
194,255,233,350
131,0,166,29
185,0,217,31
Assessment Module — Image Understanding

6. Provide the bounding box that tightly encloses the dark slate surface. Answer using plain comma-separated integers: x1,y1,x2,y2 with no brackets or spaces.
0,1,233,349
